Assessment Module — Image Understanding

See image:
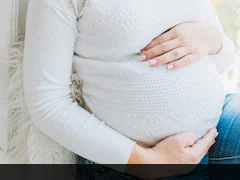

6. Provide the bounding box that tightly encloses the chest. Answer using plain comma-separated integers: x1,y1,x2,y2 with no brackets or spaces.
76,0,208,59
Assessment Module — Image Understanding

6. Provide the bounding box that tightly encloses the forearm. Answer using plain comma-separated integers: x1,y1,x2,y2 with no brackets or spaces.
126,144,154,178
24,0,136,173
127,144,150,164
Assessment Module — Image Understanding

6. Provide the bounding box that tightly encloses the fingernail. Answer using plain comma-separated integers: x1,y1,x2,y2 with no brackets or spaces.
149,59,158,66
140,55,146,61
211,128,217,133
215,132,219,137
167,64,174,70
141,50,146,55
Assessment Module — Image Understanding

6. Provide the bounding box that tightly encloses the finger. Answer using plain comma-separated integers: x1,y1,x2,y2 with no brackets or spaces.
166,54,200,70
141,38,182,62
149,47,191,67
143,29,177,51
195,128,218,146
178,132,197,148
186,128,218,158
168,132,197,150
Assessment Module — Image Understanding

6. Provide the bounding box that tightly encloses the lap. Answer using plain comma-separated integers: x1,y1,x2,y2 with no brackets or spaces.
209,94,240,164
76,157,137,180
76,94,240,180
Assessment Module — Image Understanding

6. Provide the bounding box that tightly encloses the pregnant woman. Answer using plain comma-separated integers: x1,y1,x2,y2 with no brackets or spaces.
23,0,240,179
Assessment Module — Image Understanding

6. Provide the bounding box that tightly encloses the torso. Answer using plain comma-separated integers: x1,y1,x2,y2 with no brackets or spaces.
73,0,225,147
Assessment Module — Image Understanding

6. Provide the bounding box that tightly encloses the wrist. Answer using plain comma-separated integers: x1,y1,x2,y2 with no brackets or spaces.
125,144,152,177
127,144,150,164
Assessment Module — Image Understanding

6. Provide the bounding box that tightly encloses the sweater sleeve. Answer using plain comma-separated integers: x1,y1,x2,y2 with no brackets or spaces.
23,0,136,172
204,0,236,74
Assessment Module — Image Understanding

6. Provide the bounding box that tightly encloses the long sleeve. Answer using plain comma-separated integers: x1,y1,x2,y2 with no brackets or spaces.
23,0,135,172
204,0,236,74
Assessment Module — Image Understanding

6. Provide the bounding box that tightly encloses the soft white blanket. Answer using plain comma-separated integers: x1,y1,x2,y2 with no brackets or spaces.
1,36,83,165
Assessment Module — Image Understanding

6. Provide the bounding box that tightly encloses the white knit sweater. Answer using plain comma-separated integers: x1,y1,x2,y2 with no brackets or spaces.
23,0,235,171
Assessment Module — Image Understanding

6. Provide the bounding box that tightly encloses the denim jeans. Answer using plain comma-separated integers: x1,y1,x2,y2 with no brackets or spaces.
76,94,240,179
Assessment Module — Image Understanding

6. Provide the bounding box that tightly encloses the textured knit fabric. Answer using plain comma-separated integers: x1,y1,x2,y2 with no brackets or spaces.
23,0,235,171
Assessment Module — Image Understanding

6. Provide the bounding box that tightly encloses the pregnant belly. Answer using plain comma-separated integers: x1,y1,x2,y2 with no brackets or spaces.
74,56,225,147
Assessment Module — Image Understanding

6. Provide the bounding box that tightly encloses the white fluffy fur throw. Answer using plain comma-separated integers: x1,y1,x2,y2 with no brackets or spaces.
1,36,84,165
